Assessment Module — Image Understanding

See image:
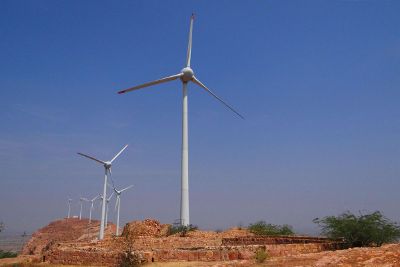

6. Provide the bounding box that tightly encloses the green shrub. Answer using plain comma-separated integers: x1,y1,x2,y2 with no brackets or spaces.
167,224,198,237
248,221,294,236
0,250,18,259
255,248,268,263
313,211,400,247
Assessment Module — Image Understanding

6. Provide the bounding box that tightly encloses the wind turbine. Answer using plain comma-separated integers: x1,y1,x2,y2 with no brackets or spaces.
112,184,134,236
67,198,72,219
79,197,87,220
103,192,114,229
77,144,128,240
87,195,100,223
117,14,243,225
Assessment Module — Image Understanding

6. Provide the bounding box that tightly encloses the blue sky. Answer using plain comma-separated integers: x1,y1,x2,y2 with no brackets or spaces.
0,0,399,235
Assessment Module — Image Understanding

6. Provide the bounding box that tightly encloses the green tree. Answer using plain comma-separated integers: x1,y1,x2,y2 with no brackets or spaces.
313,211,400,247
248,221,294,236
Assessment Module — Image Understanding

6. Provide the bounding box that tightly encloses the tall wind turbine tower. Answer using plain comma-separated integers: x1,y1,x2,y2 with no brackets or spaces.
118,15,243,225
77,145,128,239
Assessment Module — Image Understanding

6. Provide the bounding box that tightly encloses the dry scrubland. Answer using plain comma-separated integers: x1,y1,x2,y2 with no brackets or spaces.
1,218,400,266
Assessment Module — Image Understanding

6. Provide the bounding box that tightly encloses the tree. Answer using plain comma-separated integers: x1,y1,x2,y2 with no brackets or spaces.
313,211,400,247
248,221,294,236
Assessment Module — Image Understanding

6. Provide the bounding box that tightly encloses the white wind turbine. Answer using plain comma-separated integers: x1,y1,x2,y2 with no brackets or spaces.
79,197,87,220
112,184,134,236
103,192,114,229
67,198,72,219
87,195,100,223
117,14,243,226
77,144,128,240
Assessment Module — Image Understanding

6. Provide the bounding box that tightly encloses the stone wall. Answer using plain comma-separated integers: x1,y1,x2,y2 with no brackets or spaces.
222,236,342,246
46,242,341,266
131,236,221,250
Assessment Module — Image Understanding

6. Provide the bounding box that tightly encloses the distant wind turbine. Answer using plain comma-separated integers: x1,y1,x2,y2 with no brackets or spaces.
77,145,128,240
103,192,114,229
87,195,100,223
112,184,134,236
79,197,87,220
117,14,243,225
67,198,72,219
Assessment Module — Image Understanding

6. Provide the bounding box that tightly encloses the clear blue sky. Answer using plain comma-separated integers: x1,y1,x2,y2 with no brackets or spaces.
1,0,399,235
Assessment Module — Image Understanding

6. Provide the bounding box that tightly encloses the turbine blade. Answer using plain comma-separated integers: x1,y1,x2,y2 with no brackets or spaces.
91,195,99,202
110,144,128,163
186,14,195,67
120,185,134,193
77,152,106,165
192,76,244,119
107,192,114,201
118,73,182,94
81,198,90,202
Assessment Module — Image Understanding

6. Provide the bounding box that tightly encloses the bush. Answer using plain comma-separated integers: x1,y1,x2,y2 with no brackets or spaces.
167,224,198,237
255,248,268,263
0,250,17,259
119,252,141,267
119,226,141,266
313,211,400,247
248,221,294,236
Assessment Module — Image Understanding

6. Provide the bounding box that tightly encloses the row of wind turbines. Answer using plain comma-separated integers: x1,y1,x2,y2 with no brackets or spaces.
67,145,133,237
69,14,242,241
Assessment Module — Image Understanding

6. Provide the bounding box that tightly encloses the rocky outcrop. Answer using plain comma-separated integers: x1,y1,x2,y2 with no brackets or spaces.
21,218,115,256
121,219,170,238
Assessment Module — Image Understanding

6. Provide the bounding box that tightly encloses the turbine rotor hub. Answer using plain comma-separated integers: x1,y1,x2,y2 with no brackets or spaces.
104,162,112,168
180,67,194,83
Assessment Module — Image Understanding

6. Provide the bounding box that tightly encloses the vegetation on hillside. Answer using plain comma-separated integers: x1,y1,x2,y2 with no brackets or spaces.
167,224,198,237
0,250,18,259
248,221,294,236
313,211,400,247
255,248,268,263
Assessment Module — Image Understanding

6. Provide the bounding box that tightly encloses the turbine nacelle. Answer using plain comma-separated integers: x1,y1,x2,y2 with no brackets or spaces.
180,67,194,83
104,162,112,169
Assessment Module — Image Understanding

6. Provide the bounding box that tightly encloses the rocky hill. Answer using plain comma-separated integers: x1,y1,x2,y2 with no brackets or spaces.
10,218,400,266
22,218,116,256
